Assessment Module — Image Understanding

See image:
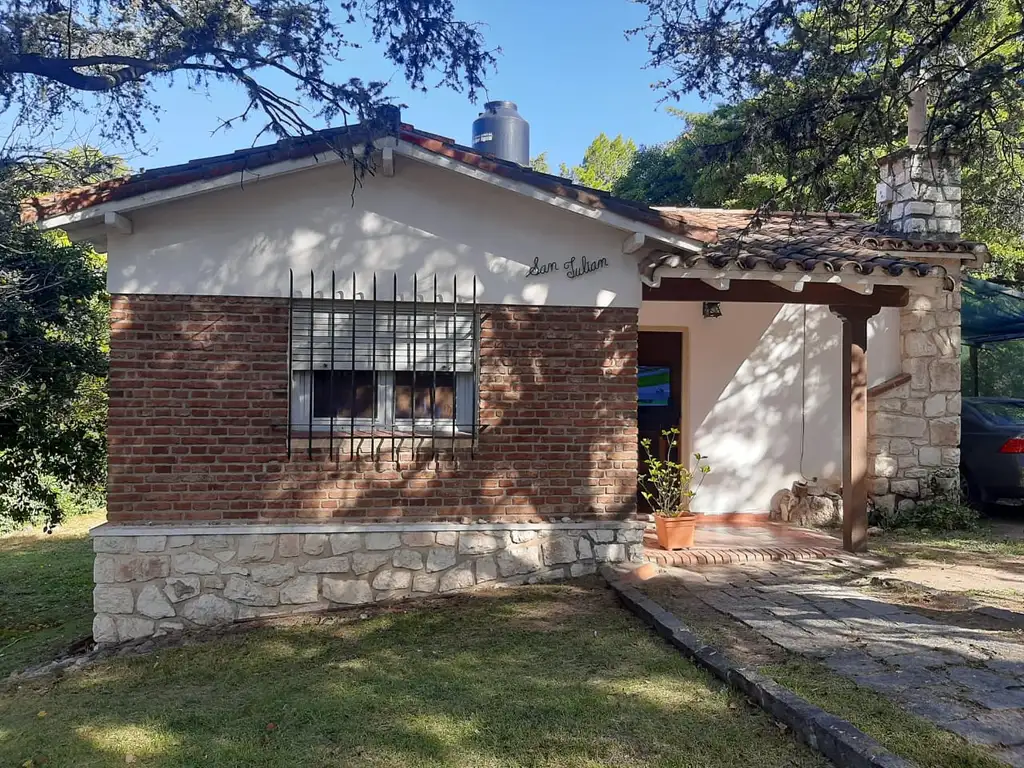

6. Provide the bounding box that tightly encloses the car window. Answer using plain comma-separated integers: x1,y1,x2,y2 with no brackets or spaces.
972,402,1024,425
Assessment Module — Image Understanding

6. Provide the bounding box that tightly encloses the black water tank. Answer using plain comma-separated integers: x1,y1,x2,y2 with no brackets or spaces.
472,101,529,166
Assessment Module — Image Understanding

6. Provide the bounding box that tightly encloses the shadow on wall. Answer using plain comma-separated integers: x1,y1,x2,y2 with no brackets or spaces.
690,304,842,515
278,306,638,521
106,298,639,524
112,160,638,309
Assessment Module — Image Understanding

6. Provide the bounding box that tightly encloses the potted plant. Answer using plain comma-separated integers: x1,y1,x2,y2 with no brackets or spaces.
638,428,711,550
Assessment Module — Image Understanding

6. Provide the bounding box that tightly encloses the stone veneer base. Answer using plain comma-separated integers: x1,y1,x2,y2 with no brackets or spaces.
91,521,646,644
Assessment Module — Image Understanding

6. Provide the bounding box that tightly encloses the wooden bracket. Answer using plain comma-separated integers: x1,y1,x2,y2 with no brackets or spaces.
103,212,132,235
622,232,645,254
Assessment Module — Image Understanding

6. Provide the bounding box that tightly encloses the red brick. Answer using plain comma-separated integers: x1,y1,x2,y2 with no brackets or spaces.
106,295,638,524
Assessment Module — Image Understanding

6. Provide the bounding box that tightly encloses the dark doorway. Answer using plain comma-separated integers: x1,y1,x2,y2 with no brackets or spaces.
637,331,684,515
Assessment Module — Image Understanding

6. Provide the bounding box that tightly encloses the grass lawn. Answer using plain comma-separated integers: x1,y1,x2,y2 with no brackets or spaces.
0,524,825,768
0,511,106,678
872,524,1024,562
639,578,1006,768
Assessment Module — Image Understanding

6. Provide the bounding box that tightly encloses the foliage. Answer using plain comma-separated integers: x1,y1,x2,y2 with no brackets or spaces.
615,103,1024,282
962,340,1024,397
559,133,637,191
638,427,711,517
870,473,981,532
628,0,1024,282
529,152,551,174
0,223,108,532
631,0,1024,206
0,0,494,144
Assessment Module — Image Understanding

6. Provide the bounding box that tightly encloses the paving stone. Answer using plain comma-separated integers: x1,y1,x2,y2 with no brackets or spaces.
946,711,1024,747
822,651,886,678
947,666,1017,693
986,660,1024,680
995,744,1024,768
898,691,973,724
886,649,962,670
962,687,1024,711
853,668,949,696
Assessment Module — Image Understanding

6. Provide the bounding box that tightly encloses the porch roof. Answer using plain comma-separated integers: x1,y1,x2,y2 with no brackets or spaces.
639,208,987,288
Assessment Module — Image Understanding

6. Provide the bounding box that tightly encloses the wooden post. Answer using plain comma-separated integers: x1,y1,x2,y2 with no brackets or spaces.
830,305,880,553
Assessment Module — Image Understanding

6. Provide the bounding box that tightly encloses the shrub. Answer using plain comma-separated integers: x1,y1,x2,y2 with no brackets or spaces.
872,472,981,532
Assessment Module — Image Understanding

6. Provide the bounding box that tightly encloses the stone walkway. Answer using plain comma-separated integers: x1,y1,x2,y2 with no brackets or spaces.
659,559,1024,766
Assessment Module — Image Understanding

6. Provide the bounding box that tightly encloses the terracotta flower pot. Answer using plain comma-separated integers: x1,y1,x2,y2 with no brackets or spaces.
655,513,697,550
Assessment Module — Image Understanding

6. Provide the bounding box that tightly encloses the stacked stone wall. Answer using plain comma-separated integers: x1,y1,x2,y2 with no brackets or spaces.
91,522,645,643
868,273,961,512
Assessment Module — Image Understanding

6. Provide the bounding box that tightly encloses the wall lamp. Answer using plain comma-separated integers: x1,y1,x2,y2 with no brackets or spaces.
702,301,723,319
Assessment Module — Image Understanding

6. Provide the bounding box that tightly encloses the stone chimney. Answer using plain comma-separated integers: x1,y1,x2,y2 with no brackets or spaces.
876,86,962,239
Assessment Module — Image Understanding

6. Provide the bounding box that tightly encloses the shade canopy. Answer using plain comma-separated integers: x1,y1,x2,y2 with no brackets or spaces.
963,277,1024,346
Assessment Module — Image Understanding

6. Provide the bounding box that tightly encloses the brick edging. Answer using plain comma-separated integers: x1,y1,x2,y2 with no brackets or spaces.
600,566,914,768
643,546,837,567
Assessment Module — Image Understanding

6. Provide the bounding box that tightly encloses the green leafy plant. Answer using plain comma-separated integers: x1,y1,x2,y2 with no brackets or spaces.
870,473,981,533
638,428,711,517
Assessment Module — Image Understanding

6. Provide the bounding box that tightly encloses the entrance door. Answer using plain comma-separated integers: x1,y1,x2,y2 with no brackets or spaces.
637,331,684,515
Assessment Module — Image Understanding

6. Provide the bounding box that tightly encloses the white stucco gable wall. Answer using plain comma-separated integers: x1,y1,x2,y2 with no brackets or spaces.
105,157,643,308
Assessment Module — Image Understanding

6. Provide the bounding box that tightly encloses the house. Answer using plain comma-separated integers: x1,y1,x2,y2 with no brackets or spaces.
24,104,984,643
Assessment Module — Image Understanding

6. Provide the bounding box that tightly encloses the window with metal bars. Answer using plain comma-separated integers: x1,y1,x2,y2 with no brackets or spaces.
289,298,479,439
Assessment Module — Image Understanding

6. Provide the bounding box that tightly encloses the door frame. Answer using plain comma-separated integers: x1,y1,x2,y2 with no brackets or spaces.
637,325,690,465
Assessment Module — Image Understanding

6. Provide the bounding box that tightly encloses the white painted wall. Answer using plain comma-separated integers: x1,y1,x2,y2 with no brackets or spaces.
639,301,901,515
106,158,642,308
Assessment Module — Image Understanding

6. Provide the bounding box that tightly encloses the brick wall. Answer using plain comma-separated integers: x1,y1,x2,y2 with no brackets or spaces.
108,296,638,524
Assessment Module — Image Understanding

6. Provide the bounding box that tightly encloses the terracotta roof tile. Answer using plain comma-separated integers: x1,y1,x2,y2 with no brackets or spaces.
640,207,986,283
20,117,986,284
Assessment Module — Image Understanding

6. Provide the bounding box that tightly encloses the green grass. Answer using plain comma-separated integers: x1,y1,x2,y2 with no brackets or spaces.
0,583,827,768
639,580,1007,768
872,525,1024,562
0,511,105,678
766,661,1004,768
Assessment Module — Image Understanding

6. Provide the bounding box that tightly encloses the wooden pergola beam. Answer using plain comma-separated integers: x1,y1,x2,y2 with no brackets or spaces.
642,279,909,307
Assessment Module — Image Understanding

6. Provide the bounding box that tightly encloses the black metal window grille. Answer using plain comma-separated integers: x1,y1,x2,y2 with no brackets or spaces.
287,271,479,461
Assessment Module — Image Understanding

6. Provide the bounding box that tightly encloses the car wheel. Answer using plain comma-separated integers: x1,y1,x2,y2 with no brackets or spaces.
960,468,982,508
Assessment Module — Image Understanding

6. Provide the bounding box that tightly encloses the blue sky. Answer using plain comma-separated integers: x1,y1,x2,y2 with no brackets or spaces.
39,0,713,173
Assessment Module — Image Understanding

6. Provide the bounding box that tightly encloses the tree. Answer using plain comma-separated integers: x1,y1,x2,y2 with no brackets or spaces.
615,106,874,212
530,152,551,174
0,225,107,532
559,133,637,191
0,0,495,144
630,0,1024,215
0,147,121,531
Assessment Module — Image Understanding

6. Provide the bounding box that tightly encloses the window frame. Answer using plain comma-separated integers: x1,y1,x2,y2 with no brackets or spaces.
288,296,480,439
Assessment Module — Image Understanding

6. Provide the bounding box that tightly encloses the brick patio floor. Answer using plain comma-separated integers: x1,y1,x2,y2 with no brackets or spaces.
643,521,843,567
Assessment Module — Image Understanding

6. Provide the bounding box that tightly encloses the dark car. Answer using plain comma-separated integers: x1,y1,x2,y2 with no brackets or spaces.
961,397,1024,506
